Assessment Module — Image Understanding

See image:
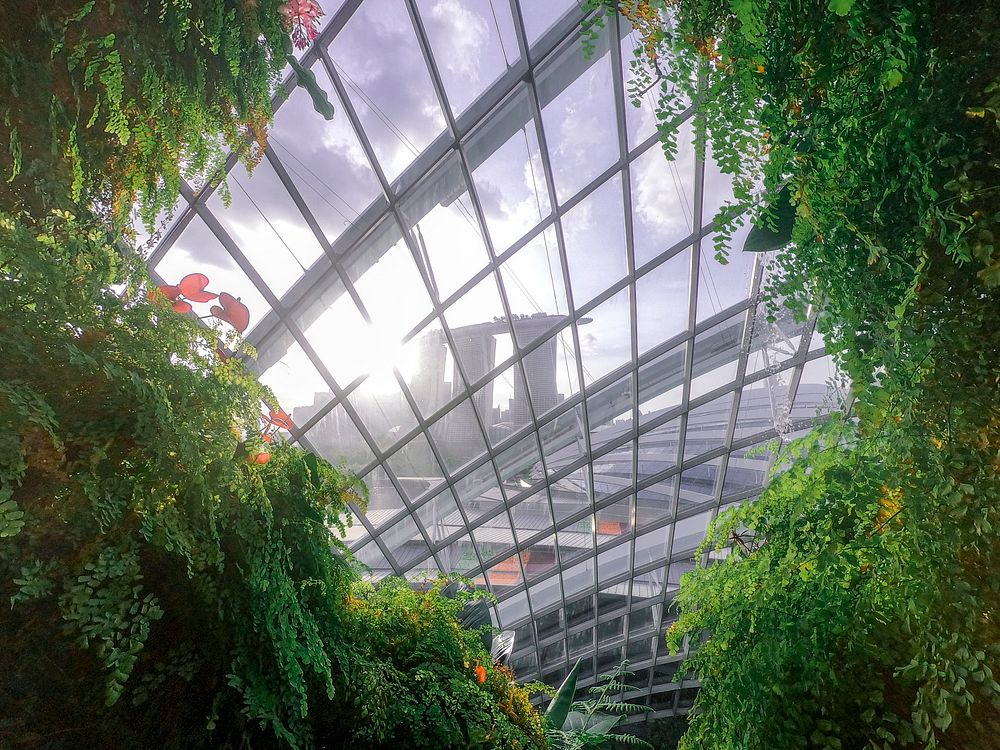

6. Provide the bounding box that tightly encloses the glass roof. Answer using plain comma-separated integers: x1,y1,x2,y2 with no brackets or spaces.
145,0,844,720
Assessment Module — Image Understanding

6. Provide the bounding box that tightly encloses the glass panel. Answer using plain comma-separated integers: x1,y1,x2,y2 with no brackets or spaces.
547,461,589,525
361,466,407,529
510,490,554,545
499,226,569,346
636,246,691,353
527,571,562,611
329,0,446,183
539,403,587,475
466,87,550,252
445,272,511,384
399,155,490,302
597,543,632,583
722,441,776,500
414,0,519,117
297,279,368,387
671,510,714,554
498,590,531,627
496,433,543,496
562,174,627,309
596,495,633,540
678,457,722,511
562,557,596,599
269,63,382,245
635,525,671,568
482,554,521,596
348,376,419,453
568,628,594,659
481,363,529,445
557,513,594,566
305,403,375,472
439,533,479,575
347,221,432,353
208,158,325,297
790,355,845,421
565,595,595,627
386,432,446,500
638,416,682,482
638,342,687,424
520,0,575,45
630,116,696,268
593,442,633,502
530,326,579,418
400,317,455,420
578,286,631,387
537,28,618,204
416,488,462,546
475,516,518,571
254,328,332,417
522,534,558,581
381,513,432,569
431,398,489,474
689,312,744,400
620,30,663,148
454,461,504,525
683,393,734,462
354,541,394,581
696,223,755,322
587,372,634,452
637,476,676,531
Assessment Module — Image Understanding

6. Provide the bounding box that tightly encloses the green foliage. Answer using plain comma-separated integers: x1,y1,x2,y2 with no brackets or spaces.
0,208,543,749
580,1,1000,748
0,0,333,227
546,661,653,750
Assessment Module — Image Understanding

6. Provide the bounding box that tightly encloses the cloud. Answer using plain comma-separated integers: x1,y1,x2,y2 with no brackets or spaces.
427,0,489,83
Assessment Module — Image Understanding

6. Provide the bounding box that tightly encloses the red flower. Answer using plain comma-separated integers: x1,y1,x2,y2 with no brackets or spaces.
267,408,294,431
171,300,193,314
247,451,271,465
279,0,324,49
475,665,487,684
210,292,250,333
178,273,218,303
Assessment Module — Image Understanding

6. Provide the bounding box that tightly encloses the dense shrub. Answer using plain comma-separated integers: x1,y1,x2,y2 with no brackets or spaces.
585,1,1000,748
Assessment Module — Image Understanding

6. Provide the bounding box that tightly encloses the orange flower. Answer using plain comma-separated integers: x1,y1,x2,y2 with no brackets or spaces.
475,665,487,683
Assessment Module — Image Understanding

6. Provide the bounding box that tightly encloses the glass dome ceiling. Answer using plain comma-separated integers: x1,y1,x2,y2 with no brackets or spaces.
145,0,844,720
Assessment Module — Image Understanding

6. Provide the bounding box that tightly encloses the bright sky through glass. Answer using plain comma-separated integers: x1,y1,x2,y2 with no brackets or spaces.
144,0,845,715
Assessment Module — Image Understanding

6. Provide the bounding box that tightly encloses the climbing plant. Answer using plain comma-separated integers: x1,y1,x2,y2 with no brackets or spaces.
0,0,332,229
0,206,545,749
580,1,1000,748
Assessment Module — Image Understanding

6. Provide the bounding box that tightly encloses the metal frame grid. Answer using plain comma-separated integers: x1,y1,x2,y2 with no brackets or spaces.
144,0,844,720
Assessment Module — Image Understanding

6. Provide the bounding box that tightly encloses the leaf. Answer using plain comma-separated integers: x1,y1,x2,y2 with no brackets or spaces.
177,273,217,303
286,54,335,121
304,452,321,484
545,659,582,729
0,496,25,538
744,187,796,253
828,0,855,15
210,292,250,333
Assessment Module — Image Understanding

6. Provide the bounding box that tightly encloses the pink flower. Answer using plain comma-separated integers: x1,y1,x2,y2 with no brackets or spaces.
279,0,324,50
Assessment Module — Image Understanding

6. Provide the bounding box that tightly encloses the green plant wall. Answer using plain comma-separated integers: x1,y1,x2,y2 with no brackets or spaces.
582,1,1000,748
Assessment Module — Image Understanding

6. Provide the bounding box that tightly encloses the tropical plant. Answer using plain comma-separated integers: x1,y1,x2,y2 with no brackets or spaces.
545,659,654,749
1,0,333,228
579,1,1000,749
0,205,547,749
